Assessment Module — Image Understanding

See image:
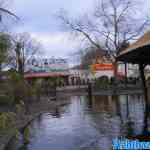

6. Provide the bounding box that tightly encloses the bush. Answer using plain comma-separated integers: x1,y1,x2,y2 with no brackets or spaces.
23,127,30,144
95,76,110,88
0,71,41,106
0,95,14,106
0,112,16,130
7,72,34,104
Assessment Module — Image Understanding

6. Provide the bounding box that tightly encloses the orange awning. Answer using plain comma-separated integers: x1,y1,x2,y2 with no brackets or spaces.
91,63,114,71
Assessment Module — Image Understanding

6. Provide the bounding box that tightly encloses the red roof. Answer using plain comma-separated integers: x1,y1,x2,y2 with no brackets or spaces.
24,72,69,79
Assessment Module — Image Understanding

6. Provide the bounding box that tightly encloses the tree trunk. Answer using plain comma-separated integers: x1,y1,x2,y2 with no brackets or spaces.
125,63,127,87
0,63,2,82
18,59,24,75
139,63,149,133
113,61,118,78
113,61,118,92
16,43,24,76
139,64,148,109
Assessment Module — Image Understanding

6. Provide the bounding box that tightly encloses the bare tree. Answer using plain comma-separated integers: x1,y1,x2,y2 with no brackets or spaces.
0,32,12,71
57,0,150,76
0,0,19,71
11,33,42,75
0,0,19,79
75,46,108,69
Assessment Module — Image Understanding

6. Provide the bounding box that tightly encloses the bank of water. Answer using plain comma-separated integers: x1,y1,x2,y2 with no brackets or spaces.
6,94,145,150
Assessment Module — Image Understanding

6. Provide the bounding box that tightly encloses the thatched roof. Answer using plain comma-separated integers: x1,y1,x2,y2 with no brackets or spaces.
117,31,150,64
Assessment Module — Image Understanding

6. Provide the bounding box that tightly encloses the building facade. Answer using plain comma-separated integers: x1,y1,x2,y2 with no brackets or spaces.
26,57,69,73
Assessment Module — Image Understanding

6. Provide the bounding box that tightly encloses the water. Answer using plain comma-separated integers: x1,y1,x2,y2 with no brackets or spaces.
6,94,146,150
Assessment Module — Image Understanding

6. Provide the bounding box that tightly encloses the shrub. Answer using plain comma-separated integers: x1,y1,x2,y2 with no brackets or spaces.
7,72,34,104
0,112,16,130
23,127,30,144
0,95,14,106
95,76,110,88
0,71,42,106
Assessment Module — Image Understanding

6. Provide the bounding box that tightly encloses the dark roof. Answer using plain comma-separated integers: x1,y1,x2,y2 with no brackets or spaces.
117,31,150,64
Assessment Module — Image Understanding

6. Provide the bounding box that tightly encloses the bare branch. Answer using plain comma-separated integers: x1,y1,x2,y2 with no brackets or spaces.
0,8,19,20
57,0,150,67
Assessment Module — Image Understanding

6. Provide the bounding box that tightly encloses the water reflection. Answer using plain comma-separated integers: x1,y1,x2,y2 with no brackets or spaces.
6,94,148,150
18,145,28,150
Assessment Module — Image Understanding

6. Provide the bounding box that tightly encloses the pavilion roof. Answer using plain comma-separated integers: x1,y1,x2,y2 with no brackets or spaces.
117,31,150,64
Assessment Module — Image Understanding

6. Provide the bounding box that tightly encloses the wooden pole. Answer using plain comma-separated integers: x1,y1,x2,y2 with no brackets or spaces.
139,64,148,109
126,95,129,118
139,63,149,133
87,82,93,108
125,63,127,87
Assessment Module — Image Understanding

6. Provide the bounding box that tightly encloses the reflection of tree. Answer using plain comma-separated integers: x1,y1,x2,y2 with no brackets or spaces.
53,107,61,118
87,107,122,141
113,95,123,123
127,94,150,137
142,109,149,134
87,96,121,136
87,95,93,109
123,94,150,140
19,144,28,150
92,95,117,113
35,113,43,129
125,118,134,138
126,95,129,118
126,114,150,141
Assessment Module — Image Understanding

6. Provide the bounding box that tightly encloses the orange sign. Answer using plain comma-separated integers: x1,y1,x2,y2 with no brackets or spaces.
91,63,114,71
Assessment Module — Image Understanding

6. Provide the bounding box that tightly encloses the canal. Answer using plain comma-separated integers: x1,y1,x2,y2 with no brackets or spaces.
6,94,145,150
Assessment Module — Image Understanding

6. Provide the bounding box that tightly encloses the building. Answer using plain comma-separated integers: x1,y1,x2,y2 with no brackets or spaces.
26,57,69,73
24,57,70,85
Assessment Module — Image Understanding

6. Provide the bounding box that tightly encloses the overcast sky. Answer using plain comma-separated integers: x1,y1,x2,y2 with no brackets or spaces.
8,0,94,60
7,0,150,62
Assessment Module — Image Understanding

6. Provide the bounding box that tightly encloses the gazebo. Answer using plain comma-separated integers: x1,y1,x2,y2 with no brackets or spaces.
117,31,150,64
117,31,150,134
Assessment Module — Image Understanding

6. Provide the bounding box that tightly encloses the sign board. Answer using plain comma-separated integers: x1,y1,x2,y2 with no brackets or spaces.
26,57,69,72
91,63,114,71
